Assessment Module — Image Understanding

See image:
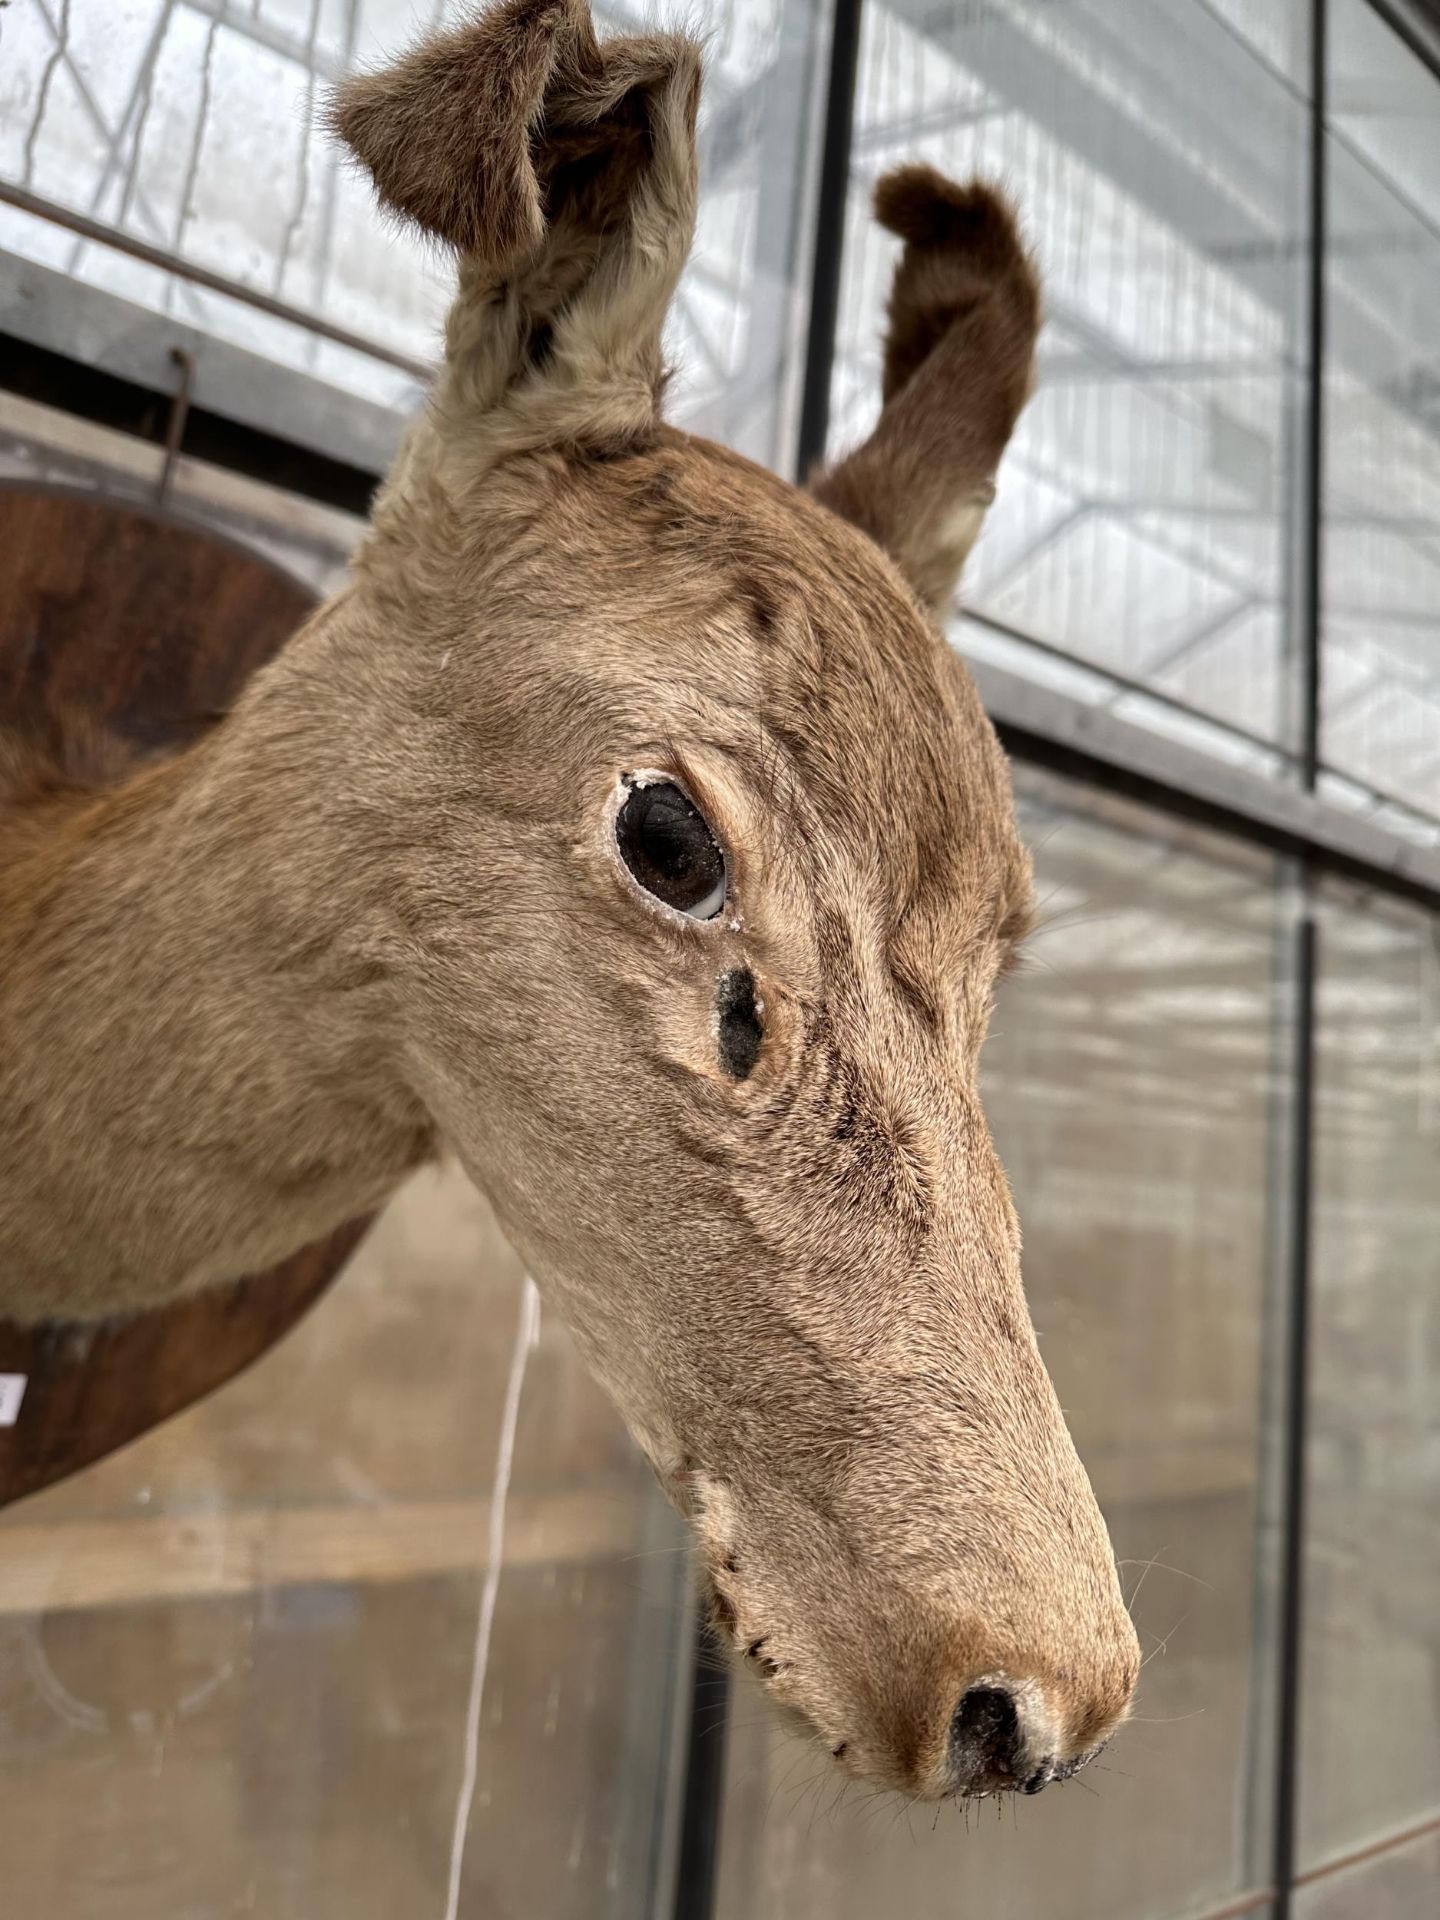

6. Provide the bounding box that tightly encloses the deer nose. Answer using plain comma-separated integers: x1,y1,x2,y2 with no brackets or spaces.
949,1684,1055,1796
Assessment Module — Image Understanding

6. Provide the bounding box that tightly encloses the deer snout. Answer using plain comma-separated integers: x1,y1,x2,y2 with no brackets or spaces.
821,1623,1137,1802
925,1608,1140,1800
950,1683,1035,1793
948,1681,1099,1797
686,1459,1139,1802
875,1643,1135,1802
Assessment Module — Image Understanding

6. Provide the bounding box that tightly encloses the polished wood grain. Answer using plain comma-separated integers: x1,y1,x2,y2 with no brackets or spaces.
0,484,317,749
0,484,370,1511
0,1219,372,1509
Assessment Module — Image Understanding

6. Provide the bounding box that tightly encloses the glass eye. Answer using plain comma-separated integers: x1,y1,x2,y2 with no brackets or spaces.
616,778,727,920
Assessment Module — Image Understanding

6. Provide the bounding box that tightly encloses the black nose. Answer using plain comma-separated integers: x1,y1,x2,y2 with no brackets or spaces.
950,1684,1052,1795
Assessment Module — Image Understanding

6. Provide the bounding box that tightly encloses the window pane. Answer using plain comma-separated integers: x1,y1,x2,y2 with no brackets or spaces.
1299,883,1440,1868
1319,0,1440,846
712,766,1289,1920
829,0,1310,768
0,1172,689,1918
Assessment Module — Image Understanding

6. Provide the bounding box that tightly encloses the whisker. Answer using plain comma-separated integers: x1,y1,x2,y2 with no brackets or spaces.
1139,1608,1193,1667
1118,1553,1215,1597
1122,1546,1169,1613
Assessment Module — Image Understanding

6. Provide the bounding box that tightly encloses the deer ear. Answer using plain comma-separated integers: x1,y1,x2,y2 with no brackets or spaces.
811,168,1041,618
331,0,700,452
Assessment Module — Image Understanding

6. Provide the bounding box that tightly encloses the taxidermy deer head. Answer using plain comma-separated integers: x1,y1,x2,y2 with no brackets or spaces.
0,0,1138,1799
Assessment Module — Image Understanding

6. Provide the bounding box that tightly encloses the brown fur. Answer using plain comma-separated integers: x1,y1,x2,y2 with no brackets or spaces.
0,1,1137,1799
813,165,1042,615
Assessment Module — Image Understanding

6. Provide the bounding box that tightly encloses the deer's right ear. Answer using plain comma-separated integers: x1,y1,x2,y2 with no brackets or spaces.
332,0,580,264
810,169,1041,620
331,0,700,455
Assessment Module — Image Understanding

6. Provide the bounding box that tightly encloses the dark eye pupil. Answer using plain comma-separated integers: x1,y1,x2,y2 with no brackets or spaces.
616,779,727,918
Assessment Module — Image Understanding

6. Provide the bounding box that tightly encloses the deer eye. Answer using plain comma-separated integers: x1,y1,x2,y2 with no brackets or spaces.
616,778,727,920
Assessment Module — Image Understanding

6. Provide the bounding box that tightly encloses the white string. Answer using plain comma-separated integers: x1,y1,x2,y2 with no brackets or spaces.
441,1275,542,1920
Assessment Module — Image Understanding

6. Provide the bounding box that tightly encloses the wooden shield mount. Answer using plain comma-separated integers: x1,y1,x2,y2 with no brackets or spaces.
0,484,373,1510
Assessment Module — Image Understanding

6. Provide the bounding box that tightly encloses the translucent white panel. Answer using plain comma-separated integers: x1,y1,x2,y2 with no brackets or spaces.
1322,2,1440,834
830,0,1310,769
1300,886,1440,1871
1328,0,1440,215
987,509,1239,675
1155,605,1285,742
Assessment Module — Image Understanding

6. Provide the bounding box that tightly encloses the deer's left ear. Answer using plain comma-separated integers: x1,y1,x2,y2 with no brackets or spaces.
810,168,1041,619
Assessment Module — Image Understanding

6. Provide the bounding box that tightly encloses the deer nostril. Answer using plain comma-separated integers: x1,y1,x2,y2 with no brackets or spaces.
949,1684,1022,1792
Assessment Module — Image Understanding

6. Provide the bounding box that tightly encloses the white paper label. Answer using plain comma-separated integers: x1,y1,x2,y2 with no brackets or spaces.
0,1375,27,1426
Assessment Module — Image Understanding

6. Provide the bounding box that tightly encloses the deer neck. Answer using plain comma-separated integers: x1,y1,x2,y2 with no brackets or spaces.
0,650,436,1323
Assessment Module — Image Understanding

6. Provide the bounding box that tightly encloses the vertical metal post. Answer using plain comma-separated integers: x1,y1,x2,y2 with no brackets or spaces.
1272,8,1328,1909
794,0,864,479
1298,0,1328,791
671,1611,732,1920
1271,903,1319,1920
